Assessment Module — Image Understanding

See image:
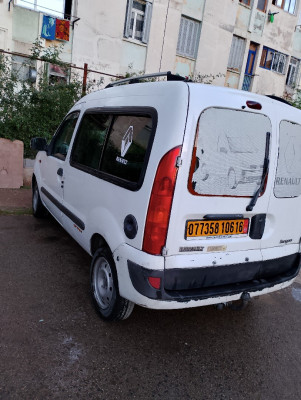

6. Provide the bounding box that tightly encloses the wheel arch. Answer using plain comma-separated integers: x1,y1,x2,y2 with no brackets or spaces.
32,174,37,191
90,233,110,256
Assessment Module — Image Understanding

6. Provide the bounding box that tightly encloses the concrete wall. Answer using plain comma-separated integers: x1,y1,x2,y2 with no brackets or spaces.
2,0,301,98
0,0,13,51
0,139,24,189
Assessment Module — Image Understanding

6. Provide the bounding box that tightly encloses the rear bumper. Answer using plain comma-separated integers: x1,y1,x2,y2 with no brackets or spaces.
127,253,300,303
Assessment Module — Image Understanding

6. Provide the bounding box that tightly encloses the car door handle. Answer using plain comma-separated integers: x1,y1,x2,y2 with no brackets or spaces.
57,168,63,177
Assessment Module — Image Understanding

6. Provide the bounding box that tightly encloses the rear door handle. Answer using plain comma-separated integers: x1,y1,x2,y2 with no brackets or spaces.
57,168,63,177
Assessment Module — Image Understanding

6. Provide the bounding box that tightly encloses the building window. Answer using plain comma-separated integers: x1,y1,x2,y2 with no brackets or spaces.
272,0,296,14
257,0,268,12
260,47,288,74
15,0,68,17
177,16,201,59
48,63,70,84
239,0,251,6
286,57,300,87
11,55,36,82
227,36,246,72
124,0,153,44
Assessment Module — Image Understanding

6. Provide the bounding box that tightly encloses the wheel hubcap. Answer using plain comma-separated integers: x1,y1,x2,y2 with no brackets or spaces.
93,257,114,310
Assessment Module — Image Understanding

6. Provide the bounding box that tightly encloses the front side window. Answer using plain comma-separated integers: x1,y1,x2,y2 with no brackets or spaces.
124,0,153,43
272,0,296,14
274,120,301,198
177,16,201,59
51,112,79,160
189,108,271,197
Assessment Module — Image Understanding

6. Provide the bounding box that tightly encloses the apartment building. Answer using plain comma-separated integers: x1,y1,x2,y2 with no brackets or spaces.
1,0,301,97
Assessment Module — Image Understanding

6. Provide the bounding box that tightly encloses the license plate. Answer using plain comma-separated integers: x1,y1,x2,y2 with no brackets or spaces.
186,219,249,238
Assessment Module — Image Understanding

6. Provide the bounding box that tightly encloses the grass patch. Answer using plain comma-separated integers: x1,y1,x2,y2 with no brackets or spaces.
0,208,32,216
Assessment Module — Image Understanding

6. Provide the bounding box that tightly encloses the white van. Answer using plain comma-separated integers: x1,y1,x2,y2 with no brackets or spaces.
31,72,301,321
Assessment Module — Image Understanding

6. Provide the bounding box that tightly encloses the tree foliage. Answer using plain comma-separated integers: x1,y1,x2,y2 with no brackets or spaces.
0,40,83,157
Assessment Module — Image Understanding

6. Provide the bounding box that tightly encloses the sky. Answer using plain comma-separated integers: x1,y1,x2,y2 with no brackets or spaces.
17,0,65,17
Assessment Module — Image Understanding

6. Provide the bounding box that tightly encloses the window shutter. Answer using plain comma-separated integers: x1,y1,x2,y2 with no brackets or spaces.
176,17,184,53
124,0,134,38
142,1,153,44
177,16,200,59
228,36,246,71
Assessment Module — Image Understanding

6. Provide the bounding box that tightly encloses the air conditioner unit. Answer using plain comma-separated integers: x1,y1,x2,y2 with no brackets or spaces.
28,67,37,83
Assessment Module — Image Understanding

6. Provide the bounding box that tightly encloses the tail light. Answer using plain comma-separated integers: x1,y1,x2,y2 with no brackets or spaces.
143,146,182,255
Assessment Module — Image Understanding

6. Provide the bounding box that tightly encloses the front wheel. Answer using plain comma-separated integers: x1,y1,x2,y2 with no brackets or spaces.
32,182,48,218
90,247,134,321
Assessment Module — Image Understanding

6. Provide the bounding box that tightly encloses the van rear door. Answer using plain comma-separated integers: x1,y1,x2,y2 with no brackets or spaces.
165,87,275,289
260,117,301,261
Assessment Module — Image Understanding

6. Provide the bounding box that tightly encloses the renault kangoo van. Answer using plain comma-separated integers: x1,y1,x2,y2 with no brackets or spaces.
31,72,301,321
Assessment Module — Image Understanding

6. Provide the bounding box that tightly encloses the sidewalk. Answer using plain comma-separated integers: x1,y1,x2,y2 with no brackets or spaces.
0,188,32,213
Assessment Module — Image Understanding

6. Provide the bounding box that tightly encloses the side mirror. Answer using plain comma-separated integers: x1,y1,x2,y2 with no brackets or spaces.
30,137,48,151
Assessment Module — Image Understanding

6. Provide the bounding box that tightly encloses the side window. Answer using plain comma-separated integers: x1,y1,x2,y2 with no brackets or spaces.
100,115,153,185
51,112,79,160
124,0,153,44
274,120,301,198
71,113,112,170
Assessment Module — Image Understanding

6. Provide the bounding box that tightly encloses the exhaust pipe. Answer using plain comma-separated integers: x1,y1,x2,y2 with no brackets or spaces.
216,292,251,311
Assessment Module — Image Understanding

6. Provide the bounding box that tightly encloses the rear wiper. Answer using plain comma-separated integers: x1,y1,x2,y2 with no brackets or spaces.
246,132,271,212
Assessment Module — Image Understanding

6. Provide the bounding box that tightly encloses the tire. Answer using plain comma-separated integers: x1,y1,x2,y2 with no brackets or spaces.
32,182,48,218
90,247,134,321
228,169,237,189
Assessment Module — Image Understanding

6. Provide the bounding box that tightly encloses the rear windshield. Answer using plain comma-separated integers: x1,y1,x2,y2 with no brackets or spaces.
189,107,271,197
274,120,301,198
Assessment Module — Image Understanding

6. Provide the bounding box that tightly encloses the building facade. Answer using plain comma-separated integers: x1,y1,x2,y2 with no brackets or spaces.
1,0,301,97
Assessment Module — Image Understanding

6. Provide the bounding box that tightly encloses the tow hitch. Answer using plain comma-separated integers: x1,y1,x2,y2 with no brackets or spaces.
216,292,251,311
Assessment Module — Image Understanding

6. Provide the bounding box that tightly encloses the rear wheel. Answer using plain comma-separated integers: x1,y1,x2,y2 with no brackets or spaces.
32,182,48,218
90,247,134,321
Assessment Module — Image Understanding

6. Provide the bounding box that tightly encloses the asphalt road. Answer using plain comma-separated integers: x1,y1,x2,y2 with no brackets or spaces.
0,215,301,400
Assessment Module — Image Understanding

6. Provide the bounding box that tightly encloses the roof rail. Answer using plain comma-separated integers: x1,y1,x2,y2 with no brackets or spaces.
105,71,190,88
266,95,292,106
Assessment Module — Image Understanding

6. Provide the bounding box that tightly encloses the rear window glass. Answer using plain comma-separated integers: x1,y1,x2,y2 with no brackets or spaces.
100,115,153,184
70,109,155,190
274,120,301,198
72,113,112,169
189,107,271,197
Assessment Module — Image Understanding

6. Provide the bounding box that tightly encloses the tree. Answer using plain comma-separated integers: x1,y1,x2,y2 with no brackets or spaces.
0,40,84,158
